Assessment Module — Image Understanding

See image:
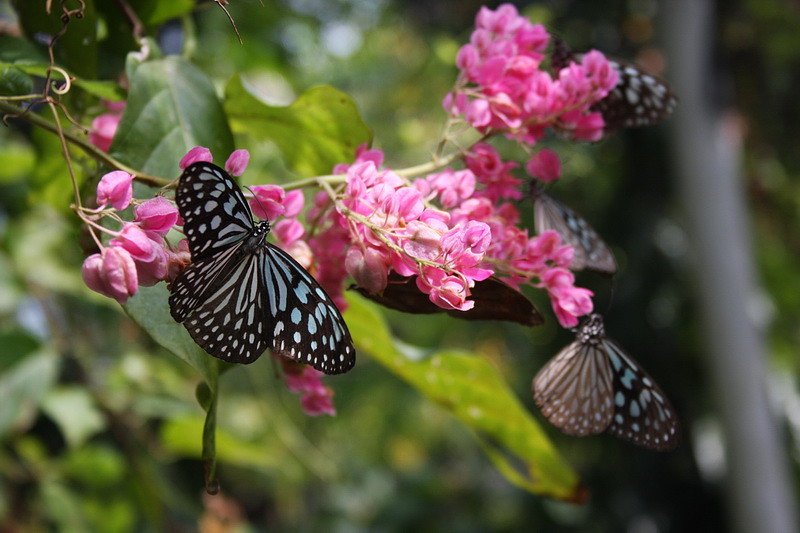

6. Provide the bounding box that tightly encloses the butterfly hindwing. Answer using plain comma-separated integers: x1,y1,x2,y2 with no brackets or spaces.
261,244,355,374
532,186,617,275
603,338,680,451
169,162,356,375
532,339,614,436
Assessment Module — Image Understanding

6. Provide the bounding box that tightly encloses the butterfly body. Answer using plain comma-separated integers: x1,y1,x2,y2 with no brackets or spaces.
169,162,355,374
531,184,617,275
533,314,679,451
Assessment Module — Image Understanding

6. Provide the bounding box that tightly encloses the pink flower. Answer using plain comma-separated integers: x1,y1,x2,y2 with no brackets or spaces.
82,247,138,304
249,185,286,221
134,197,179,236
273,219,305,246
280,359,337,416
110,223,159,263
346,247,389,294
417,268,474,311
551,286,594,328
96,171,134,210
165,239,191,282
88,112,122,153
282,190,305,218
179,146,213,169
224,149,250,176
526,149,561,183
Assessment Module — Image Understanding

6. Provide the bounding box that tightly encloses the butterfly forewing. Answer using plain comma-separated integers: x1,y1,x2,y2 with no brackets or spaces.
176,162,254,261
532,186,617,275
169,162,356,375
532,339,614,436
603,338,680,451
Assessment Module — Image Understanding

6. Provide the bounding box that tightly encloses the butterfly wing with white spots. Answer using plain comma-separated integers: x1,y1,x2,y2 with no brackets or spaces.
602,337,680,451
168,162,356,374
551,37,677,137
533,314,680,451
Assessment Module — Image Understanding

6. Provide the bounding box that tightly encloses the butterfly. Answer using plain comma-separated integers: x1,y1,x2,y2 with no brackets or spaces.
168,162,355,375
551,37,677,136
530,182,617,275
532,313,680,451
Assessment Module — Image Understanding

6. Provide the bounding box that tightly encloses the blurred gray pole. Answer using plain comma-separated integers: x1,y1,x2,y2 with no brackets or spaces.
662,1,798,532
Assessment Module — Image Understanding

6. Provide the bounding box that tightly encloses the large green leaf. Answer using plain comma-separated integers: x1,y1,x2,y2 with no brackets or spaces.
110,56,235,179
224,76,372,176
343,294,582,501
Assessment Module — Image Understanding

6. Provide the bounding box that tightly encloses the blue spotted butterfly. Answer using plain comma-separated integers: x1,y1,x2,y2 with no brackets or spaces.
533,313,679,451
169,162,355,374
551,37,678,137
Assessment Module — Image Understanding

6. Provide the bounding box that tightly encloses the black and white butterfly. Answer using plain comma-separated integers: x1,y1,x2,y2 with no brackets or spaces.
531,182,617,275
551,38,677,136
169,162,355,375
532,313,679,451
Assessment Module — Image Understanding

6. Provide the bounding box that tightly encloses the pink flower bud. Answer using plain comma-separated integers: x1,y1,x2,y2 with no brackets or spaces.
280,359,337,416
134,197,179,236
526,149,561,183
110,223,159,263
88,112,122,153
345,247,389,294
134,240,169,286
166,239,191,282
82,247,138,304
224,149,250,176
96,171,134,210
179,146,213,169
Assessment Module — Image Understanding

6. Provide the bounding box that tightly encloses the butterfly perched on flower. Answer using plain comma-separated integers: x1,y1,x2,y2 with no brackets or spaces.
532,313,680,451
551,37,678,136
530,182,617,275
168,162,355,375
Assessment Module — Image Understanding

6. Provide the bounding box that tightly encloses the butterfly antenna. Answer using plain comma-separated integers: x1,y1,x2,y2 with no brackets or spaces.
244,185,272,225
603,277,616,315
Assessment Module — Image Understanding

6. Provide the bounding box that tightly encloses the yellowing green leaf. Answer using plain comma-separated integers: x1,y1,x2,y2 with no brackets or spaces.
225,77,372,176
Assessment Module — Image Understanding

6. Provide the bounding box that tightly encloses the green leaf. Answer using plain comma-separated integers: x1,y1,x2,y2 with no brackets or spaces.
124,284,220,385
41,387,106,448
136,0,196,26
110,56,235,178
343,294,582,500
124,283,223,491
225,77,372,176
0,66,33,96
0,348,60,439
0,35,48,65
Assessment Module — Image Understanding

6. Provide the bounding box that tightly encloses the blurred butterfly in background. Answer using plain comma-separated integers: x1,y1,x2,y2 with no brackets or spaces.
530,181,618,275
551,37,678,137
169,162,356,375
532,313,680,451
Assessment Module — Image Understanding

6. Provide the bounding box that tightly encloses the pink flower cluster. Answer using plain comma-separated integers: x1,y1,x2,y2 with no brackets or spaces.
313,143,594,327
279,358,337,416
445,3,618,144
82,171,184,304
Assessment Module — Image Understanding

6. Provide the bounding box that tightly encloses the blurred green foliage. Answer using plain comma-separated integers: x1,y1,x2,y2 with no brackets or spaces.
0,0,799,532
